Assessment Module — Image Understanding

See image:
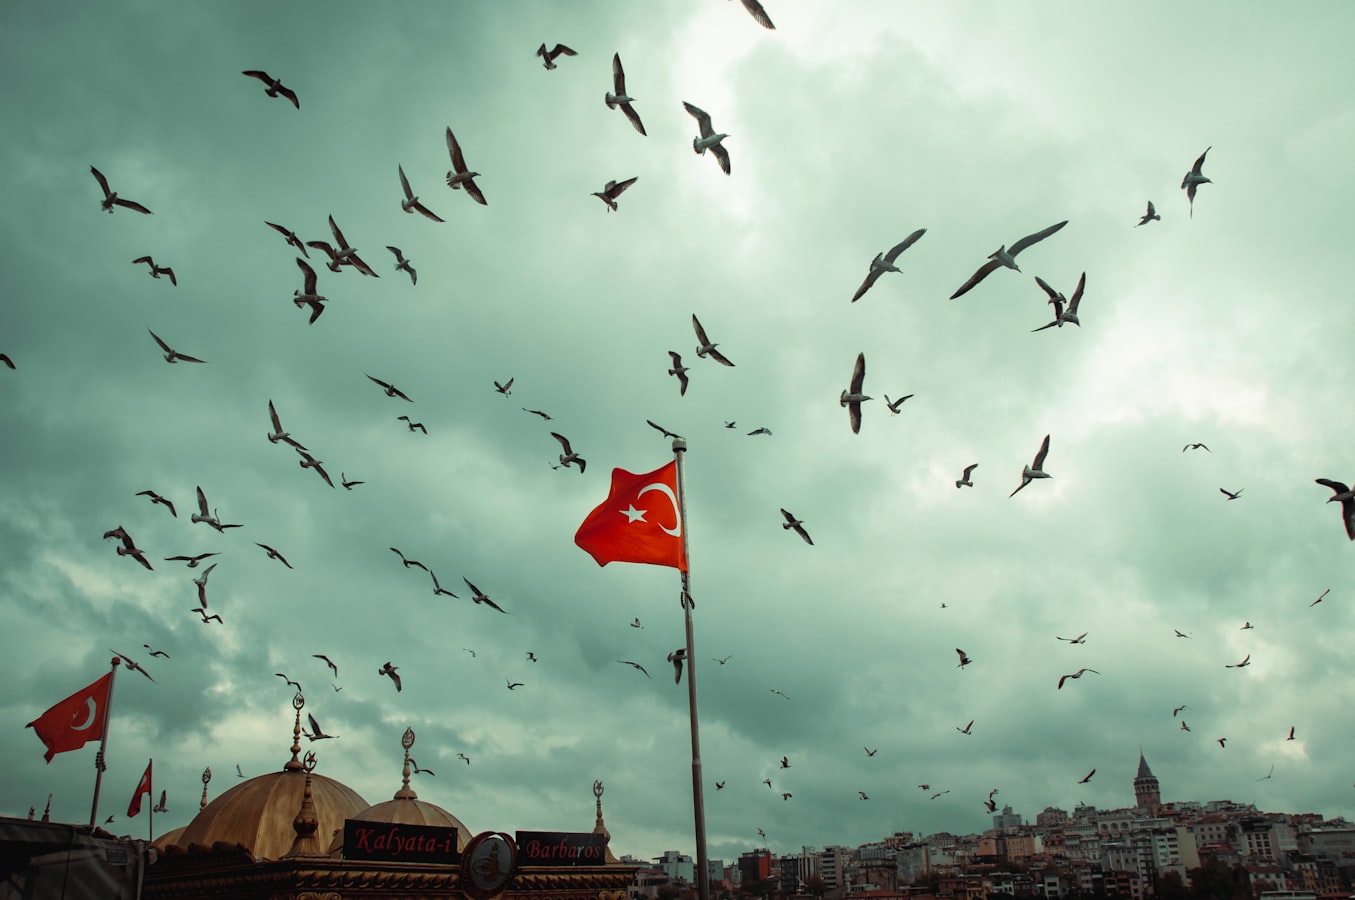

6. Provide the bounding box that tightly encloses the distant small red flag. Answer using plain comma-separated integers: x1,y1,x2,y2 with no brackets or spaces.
127,760,152,817
574,461,687,571
26,672,113,763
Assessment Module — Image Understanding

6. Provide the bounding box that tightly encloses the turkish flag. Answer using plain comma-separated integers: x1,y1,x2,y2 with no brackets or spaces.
574,461,687,571
127,760,152,817
26,672,113,763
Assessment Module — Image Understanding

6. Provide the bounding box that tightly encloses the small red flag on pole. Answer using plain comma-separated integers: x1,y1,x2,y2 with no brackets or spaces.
127,760,153,817
573,461,687,571
26,672,113,763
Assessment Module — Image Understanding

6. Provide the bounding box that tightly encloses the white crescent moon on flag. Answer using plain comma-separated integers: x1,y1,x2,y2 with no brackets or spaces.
70,697,97,731
637,482,682,537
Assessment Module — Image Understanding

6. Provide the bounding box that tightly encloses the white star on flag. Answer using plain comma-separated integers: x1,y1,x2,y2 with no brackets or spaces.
620,504,647,523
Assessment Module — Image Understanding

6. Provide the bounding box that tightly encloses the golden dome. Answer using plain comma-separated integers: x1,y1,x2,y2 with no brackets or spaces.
152,825,187,852
174,768,368,860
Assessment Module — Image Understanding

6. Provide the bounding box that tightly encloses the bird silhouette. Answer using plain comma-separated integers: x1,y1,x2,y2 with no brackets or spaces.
378,661,401,691
1077,769,1096,784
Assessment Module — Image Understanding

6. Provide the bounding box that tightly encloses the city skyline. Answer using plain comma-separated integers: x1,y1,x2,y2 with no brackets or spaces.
2,1,1352,863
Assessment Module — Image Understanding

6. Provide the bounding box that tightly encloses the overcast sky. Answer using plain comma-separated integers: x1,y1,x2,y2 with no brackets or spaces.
3,0,1353,864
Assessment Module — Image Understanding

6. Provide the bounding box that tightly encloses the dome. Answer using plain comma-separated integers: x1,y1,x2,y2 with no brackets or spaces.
173,768,368,860
152,825,187,852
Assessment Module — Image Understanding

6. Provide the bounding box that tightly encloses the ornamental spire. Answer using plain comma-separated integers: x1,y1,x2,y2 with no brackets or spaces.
395,727,417,800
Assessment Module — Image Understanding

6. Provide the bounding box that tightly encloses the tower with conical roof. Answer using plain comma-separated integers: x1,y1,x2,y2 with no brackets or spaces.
1133,749,1161,815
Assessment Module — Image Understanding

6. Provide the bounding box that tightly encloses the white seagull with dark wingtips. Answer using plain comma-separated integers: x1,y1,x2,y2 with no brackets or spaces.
537,43,577,70
1315,479,1355,541
840,352,870,434
550,432,586,473
1032,272,1087,331
592,176,638,211
692,315,735,366
397,165,444,223
1181,147,1211,218
1136,201,1160,227
850,229,927,302
682,102,730,175
444,127,487,205
606,54,646,136
955,464,978,489
387,246,417,285
292,258,328,324
91,167,152,214
148,329,205,364
949,220,1068,299
1010,434,1051,497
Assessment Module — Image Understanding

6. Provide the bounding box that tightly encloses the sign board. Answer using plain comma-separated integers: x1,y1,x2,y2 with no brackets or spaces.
342,819,460,864
516,831,610,866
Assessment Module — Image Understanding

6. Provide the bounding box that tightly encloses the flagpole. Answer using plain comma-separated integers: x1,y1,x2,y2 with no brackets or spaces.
672,438,709,900
147,758,154,842
89,656,120,827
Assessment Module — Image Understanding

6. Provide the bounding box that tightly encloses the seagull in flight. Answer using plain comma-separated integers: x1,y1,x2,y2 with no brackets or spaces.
307,215,378,277
956,720,973,735
397,165,444,223
111,650,156,682
592,176,638,212
1056,668,1100,689
730,0,775,28
692,315,735,366
850,229,926,302
949,220,1068,300
148,329,205,364
770,689,790,699
647,419,683,440
444,127,488,205
90,166,152,214
367,374,413,402
747,426,772,436
884,394,914,414
506,679,524,690
276,673,302,692
779,509,813,545
682,102,731,175
132,256,176,286
387,246,418,284
266,221,308,257
537,42,577,70
1225,654,1251,668
1031,272,1087,330
1181,147,1211,218
1220,487,1243,500
605,54,646,136
313,654,338,676
390,547,427,571
494,377,514,395
242,70,299,108
292,257,328,324
1173,629,1191,638
667,352,690,395
713,655,732,665
1136,201,1160,227
1172,704,1187,717
1183,443,1211,452
840,352,870,434
955,649,973,669
135,490,176,517
667,647,689,684
1257,765,1274,781
619,660,651,678
397,415,427,434
550,432,586,473
267,400,307,450
1315,479,1355,541
429,570,459,598
255,543,292,568
378,661,402,692
1311,588,1331,607
463,578,508,613
295,447,335,488
523,408,552,420
1077,769,1096,784
1010,434,1051,497
192,563,217,607
1057,632,1088,644
103,526,153,571
304,713,338,741
143,644,169,659
955,464,978,489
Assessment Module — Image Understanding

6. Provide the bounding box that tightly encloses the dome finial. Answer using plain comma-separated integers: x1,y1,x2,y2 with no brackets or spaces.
395,727,417,799
282,760,323,858
200,766,212,811
285,692,306,771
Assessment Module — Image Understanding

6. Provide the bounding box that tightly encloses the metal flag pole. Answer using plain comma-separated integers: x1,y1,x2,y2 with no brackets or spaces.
672,437,709,900
147,759,154,842
89,656,121,827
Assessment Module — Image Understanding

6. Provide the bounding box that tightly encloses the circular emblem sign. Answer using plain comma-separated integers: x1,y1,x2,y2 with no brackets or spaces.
461,831,517,900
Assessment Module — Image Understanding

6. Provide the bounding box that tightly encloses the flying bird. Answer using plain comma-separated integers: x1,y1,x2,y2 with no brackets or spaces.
1181,147,1212,218
713,655,732,665
781,793,792,801
1315,479,1355,540
779,508,813,545
605,54,646,136
1217,737,1227,748
255,543,292,568
457,753,471,765
266,221,308,257
955,464,978,489
387,246,418,284
444,127,487,205
396,165,444,223
537,42,577,70
666,352,690,395
135,490,176,518
0,353,13,369
192,608,223,624
390,547,427,571
550,432,586,473
143,644,169,659
931,790,950,800
884,394,914,414
692,315,735,366
304,713,338,741
1286,726,1295,741
865,747,877,757
275,673,302,691
619,660,651,678
716,781,725,790
429,570,459,598
1183,443,1211,452
955,649,973,669
1173,629,1191,639
1136,201,1160,227
152,790,167,814
341,473,363,490
1220,488,1243,500
648,419,683,440
292,257,328,324
840,352,870,434
397,415,427,434
682,101,731,175
770,689,790,699
526,652,537,662
313,654,338,676
779,756,790,769
1257,765,1274,781
308,215,378,277
1031,272,1087,330
267,400,307,450
667,647,689,684
763,778,773,789
1180,720,1191,732
1056,668,1100,689
1172,705,1187,717
378,661,402,692
592,176,638,211
747,427,772,436
523,408,552,420
111,650,155,682
1225,654,1251,668
242,70,299,108
1311,588,1331,607
1010,434,1052,498
957,720,974,734
103,526,153,571
1077,769,1096,784
949,220,1068,300
506,680,524,690
132,256,176,285
90,167,152,214
192,563,217,607
367,375,413,402
850,229,927,302
1057,632,1088,645
731,0,775,28
463,578,508,613
984,798,997,813
630,618,643,629
295,447,335,488
494,377,514,395
1241,621,1253,630
148,329,205,364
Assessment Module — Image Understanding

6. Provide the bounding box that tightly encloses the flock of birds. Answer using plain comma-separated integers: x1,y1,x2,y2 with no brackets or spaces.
6,0,1351,850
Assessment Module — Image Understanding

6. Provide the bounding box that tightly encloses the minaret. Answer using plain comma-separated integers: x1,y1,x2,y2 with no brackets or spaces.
1133,749,1161,815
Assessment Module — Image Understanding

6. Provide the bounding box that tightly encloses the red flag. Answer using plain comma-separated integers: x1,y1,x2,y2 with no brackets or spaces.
575,461,687,571
25,672,113,763
127,760,152,817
